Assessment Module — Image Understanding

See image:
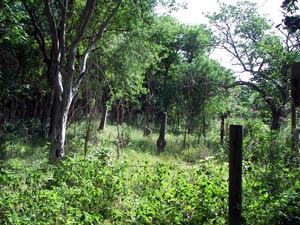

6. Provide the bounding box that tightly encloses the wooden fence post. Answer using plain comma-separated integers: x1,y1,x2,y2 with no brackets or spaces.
229,124,243,225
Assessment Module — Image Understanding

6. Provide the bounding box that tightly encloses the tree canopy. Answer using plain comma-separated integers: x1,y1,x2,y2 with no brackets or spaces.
207,0,300,130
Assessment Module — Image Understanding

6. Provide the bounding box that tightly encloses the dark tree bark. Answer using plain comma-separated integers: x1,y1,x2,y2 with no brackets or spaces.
270,105,285,130
291,62,300,154
183,114,190,149
220,115,225,144
141,98,152,127
99,105,108,131
157,112,167,154
220,112,230,144
228,125,243,225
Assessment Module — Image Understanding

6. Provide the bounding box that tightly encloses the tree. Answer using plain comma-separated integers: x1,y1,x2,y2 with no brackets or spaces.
143,16,214,118
148,16,183,112
20,0,174,163
207,1,300,130
0,1,49,126
137,15,235,145
174,56,233,142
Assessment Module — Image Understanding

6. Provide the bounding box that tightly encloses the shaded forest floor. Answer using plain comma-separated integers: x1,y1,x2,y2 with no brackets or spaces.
0,120,300,224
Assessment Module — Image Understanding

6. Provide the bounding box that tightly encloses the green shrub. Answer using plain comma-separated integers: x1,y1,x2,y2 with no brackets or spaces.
117,162,228,225
0,157,123,224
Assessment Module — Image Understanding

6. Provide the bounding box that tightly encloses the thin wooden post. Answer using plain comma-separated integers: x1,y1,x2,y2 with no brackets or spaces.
229,125,243,225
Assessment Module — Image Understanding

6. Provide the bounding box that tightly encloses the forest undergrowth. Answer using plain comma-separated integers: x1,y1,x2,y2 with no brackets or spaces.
0,119,300,224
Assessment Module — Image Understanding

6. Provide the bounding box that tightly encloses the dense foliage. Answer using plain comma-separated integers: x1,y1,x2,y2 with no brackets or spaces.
1,124,300,224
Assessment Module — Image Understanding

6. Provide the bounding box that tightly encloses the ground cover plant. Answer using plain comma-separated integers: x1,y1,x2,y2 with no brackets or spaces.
1,121,300,224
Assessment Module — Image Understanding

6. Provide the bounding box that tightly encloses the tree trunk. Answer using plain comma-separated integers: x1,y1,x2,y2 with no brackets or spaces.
116,102,122,159
99,105,108,130
183,114,189,149
157,112,167,154
121,103,125,124
220,114,225,144
49,89,73,164
270,109,279,130
270,105,285,130
84,114,92,157
23,0,123,164
201,113,206,137
291,100,299,154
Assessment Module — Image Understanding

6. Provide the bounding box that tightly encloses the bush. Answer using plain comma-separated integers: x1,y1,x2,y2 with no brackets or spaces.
117,162,228,225
0,157,123,224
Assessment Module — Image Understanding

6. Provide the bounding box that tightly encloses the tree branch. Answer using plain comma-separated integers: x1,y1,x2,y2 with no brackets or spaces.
225,80,276,110
44,0,59,54
21,1,48,63
58,0,67,66
68,0,96,52
44,0,64,99
73,0,123,93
